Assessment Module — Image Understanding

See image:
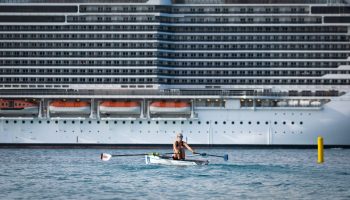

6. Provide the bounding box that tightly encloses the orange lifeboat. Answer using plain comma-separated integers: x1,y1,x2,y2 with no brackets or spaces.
99,101,141,115
149,101,191,114
49,101,91,114
0,99,38,115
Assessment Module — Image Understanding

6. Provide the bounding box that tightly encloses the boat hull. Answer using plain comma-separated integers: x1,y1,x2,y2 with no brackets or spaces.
145,155,209,166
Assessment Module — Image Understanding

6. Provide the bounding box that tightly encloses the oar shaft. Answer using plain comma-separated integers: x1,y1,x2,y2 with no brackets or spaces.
111,154,147,157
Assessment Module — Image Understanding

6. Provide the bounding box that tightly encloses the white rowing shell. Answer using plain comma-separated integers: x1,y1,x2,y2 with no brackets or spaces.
145,155,209,166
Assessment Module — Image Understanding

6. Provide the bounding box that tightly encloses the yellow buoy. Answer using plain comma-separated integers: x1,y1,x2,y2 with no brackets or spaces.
317,136,324,164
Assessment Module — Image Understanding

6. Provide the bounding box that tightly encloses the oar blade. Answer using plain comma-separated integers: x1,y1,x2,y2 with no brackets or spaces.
101,153,112,161
223,154,229,161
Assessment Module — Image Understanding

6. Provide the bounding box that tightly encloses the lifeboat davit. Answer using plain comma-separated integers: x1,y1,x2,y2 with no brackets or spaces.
99,101,141,115
149,101,191,114
49,101,90,114
0,99,38,115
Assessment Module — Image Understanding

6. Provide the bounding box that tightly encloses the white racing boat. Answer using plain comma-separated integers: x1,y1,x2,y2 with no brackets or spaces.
145,154,209,166
101,152,227,165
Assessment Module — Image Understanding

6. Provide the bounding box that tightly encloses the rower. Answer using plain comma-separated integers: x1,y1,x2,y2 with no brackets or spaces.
173,133,195,160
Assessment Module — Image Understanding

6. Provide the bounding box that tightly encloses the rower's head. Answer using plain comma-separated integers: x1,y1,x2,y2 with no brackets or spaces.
176,133,183,141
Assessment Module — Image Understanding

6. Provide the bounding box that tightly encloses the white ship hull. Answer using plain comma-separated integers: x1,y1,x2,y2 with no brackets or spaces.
1,95,349,145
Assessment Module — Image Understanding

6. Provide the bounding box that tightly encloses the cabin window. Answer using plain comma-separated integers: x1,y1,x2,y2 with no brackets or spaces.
47,121,50,124
274,121,277,125
240,121,243,125
105,121,109,124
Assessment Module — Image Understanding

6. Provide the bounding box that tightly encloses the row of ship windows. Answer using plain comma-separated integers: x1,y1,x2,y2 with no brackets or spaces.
0,34,155,40
67,16,319,24
2,69,348,76
160,44,350,51
158,35,348,42
0,60,155,66
160,17,320,24
159,61,343,67
0,42,156,49
81,5,307,14
1,52,348,59
3,120,304,125
159,53,348,59
2,43,348,50
0,25,344,33
0,60,344,67
0,34,347,42
1,78,349,85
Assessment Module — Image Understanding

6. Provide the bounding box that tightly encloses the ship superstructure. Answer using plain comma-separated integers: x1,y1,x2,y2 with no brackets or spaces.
0,0,350,145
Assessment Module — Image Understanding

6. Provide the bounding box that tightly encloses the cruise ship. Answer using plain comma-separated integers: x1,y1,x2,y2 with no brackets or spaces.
0,0,350,146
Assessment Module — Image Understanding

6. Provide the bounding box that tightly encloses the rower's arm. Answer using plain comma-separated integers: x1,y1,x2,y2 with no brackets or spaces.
183,142,195,153
173,142,180,153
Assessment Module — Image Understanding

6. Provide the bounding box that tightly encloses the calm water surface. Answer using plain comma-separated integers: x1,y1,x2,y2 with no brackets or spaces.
0,148,349,200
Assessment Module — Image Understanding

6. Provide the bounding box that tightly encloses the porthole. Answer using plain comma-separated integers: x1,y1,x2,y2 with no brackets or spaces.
189,121,193,124
72,121,75,124
63,121,67,124
131,121,134,124
114,121,117,124
223,121,226,125
22,121,25,124
240,121,243,125
231,121,234,125
248,121,251,125
257,121,260,125
88,121,91,124
147,121,151,124
139,121,142,124
47,121,50,124
291,121,294,125
265,121,268,125
274,121,277,125
38,121,42,124
173,121,176,124
206,121,209,124
164,121,167,124
215,121,218,124
181,121,184,124
55,121,58,124
30,121,33,124
198,121,201,125
300,121,303,125
123,121,126,124
283,121,286,125
14,120,17,124
97,121,100,124
105,121,109,124
5,120,9,124
156,121,159,124
80,121,83,124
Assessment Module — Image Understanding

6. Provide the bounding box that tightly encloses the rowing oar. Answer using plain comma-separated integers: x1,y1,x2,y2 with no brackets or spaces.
100,152,173,161
194,152,229,161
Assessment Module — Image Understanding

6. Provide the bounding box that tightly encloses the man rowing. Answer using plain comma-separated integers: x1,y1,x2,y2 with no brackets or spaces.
173,133,195,160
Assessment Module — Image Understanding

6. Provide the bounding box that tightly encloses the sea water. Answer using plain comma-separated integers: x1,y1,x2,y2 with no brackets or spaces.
0,148,349,200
